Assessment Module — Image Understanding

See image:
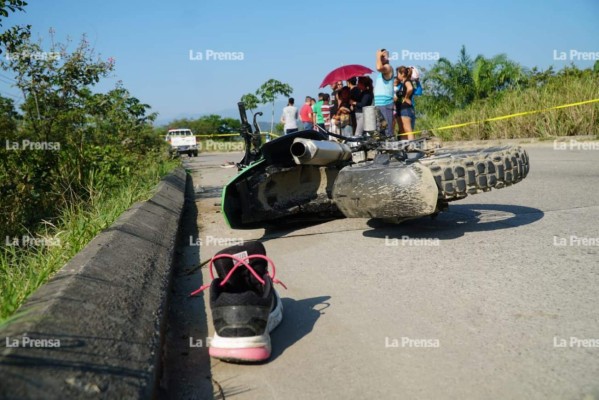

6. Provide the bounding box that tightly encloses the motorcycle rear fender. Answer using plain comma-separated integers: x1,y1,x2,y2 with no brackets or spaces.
332,161,439,219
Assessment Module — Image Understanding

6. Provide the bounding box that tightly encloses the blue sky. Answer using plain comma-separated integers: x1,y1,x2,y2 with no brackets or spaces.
1,0,598,124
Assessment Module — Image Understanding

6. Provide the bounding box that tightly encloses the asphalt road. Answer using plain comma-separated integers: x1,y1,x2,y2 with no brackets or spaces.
162,143,599,400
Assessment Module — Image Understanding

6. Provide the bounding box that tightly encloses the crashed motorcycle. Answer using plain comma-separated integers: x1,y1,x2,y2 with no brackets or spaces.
221,102,530,229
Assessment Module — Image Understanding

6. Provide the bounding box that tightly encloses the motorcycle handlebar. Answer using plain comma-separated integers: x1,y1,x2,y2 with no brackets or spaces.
253,112,263,133
238,102,250,128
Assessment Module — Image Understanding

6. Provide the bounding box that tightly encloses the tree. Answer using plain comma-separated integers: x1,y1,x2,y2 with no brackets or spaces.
87,82,156,146
219,117,241,133
0,95,19,136
471,53,525,99
255,79,292,139
423,45,525,117
0,28,160,239
1,30,116,141
525,66,555,88
0,0,27,21
0,0,30,56
240,93,259,116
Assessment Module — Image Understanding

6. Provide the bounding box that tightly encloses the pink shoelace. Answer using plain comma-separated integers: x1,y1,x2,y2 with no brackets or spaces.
190,253,287,297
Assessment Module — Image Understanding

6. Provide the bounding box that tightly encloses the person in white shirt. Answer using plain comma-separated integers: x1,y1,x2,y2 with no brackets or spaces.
280,98,299,134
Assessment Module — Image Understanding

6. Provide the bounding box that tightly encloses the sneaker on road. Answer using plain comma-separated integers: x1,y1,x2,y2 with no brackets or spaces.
190,241,286,362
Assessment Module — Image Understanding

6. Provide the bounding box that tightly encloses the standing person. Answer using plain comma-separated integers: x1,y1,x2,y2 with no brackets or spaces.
300,96,314,130
348,77,361,134
374,49,395,137
321,94,332,132
328,82,342,135
334,87,353,137
352,76,374,136
280,97,299,134
330,81,342,109
329,95,338,135
393,76,403,137
396,66,415,140
312,93,326,131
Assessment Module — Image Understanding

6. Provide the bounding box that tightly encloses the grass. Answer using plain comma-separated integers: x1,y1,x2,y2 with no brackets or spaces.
0,158,179,323
417,74,599,140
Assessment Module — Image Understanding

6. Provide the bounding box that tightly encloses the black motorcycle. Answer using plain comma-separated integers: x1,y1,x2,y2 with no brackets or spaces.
221,102,530,229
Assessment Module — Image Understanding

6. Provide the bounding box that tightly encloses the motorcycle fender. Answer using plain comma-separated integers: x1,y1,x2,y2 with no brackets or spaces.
332,162,439,218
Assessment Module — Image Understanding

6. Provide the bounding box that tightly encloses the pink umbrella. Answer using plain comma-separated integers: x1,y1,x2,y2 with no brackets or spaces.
319,64,374,88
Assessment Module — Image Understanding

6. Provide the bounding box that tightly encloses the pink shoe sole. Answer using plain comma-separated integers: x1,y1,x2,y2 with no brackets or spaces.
209,346,270,362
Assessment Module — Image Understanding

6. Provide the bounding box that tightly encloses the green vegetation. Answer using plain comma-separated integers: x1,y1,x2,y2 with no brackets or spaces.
0,2,178,321
0,159,177,321
416,46,599,140
240,93,260,115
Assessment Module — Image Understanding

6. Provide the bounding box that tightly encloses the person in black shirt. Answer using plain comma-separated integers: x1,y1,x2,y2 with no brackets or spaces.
352,76,374,136
334,86,353,137
348,77,361,134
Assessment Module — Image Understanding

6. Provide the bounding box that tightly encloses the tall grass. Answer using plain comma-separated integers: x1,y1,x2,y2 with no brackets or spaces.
0,158,179,322
418,74,599,140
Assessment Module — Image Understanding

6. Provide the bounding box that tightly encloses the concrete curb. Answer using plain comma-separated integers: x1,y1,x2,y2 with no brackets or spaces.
0,167,188,399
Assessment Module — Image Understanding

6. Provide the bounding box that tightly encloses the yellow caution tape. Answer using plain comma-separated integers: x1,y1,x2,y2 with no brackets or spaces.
397,98,599,137
195,133,240,138
195,132,279,138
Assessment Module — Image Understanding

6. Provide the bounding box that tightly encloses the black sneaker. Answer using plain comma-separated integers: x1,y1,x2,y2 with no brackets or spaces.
190,241,285,362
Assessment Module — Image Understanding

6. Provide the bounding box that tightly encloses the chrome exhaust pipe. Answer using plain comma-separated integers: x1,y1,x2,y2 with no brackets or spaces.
290,138,352,165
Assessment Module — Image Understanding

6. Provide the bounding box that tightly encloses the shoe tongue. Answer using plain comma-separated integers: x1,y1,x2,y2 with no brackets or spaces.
213,241,268,287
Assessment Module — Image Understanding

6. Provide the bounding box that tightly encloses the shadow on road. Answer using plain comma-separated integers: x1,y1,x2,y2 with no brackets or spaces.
194,185,223,200
269,296,331,361
363,203,544,241
159,172,214,400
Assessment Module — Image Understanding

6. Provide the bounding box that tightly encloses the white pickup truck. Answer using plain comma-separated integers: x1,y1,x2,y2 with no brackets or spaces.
165,128,198,157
